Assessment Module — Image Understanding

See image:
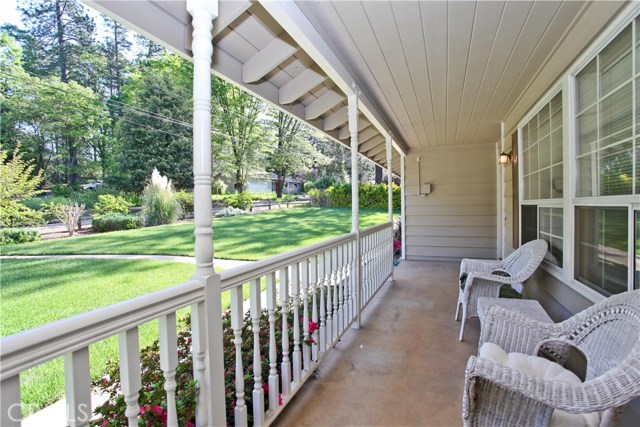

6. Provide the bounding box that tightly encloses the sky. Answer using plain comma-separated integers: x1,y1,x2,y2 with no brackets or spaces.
0,0,22,27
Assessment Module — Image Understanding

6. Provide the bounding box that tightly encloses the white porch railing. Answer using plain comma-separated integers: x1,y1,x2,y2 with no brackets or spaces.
0,222,394,427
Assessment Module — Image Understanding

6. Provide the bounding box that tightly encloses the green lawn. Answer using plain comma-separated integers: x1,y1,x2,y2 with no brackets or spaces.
1,208,393,260
0,207,393,414
0,258,242,415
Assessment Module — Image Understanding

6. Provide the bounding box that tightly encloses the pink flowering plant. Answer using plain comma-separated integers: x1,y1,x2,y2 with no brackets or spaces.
91,303,314,426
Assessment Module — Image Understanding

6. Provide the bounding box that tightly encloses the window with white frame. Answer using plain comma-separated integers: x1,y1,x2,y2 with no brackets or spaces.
573,17,640,296
520,92,564,267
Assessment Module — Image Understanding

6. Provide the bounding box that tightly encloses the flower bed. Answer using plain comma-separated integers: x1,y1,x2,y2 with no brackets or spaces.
91,303,315,426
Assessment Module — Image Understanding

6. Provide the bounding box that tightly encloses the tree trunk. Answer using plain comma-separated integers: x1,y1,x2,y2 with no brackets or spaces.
55,0,68,83
68,143,79,186
374,165,383,184
276,173,285,198
234,169,243,193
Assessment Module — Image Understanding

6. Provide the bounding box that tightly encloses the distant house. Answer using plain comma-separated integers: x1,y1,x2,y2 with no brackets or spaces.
245,172,303,195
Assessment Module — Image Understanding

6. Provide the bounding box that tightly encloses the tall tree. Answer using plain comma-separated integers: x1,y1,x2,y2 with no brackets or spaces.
102,18,131,98
266,109,328,197
18,0,97,86
133,33,163,63
112,55,193,193
212,78,266,193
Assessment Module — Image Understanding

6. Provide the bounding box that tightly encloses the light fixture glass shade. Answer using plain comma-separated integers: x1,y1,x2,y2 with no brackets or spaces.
499,152,511,166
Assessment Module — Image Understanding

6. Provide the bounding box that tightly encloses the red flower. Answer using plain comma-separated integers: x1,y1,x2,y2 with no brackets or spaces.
308,321,318,334
279,394,283,406
263,383,269,394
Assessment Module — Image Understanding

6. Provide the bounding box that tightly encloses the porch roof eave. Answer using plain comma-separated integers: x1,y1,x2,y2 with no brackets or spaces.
83,0,407,173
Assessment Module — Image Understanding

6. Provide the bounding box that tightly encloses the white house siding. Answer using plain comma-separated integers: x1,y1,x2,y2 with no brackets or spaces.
405,143,497,261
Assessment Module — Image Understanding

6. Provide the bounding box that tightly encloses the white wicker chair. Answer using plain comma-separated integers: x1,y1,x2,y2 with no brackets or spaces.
455,239,548,340
463,290,640,427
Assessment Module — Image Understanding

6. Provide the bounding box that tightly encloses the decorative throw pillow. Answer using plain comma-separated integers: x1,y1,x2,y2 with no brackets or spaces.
479,342,600,427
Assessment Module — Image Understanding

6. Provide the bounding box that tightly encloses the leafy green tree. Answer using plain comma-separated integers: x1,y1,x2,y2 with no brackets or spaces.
266,109,329,197
212,78,266,193
112,55,193,192
0,144,44,227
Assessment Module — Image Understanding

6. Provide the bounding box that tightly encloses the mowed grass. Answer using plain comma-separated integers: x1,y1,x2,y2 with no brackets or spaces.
0,258,241,415
1,208,393,260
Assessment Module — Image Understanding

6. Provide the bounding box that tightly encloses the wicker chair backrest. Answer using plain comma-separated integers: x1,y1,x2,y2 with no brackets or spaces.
502,239,548,280
564,290,640,382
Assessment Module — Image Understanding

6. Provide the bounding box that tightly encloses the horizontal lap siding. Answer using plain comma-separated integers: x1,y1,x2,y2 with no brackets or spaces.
405,143,497,261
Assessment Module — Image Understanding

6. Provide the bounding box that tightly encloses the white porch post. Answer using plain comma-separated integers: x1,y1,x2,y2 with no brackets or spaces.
349,89,361,329
187,1,226,426
386,134,394,282
400,155,406,260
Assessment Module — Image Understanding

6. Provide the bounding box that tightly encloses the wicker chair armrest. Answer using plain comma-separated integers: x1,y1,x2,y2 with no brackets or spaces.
480,305,557,354
465,356,640,414
464,271,521,287
460,259,502,276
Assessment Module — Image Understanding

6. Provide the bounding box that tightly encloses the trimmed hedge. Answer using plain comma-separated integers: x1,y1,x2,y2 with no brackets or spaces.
92,214,144,233
0,228,41,245
323,183,400,209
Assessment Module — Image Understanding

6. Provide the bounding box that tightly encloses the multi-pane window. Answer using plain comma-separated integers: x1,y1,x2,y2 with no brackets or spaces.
576,207,628,296
575,23,640,197
522,92,564,200
520,92,564,267
572,18,640,296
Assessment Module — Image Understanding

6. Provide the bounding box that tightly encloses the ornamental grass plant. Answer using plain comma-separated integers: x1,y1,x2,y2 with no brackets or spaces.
142,168,182,226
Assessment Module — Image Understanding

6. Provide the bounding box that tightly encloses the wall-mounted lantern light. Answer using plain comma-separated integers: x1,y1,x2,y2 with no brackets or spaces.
498,152,511,166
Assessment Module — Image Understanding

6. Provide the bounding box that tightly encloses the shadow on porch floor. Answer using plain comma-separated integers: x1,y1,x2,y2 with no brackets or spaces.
274,260,479,427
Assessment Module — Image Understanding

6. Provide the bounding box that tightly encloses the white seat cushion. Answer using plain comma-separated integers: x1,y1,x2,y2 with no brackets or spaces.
479,343,600,427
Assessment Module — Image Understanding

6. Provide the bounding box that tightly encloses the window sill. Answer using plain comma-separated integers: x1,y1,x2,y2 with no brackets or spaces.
539,262,606,304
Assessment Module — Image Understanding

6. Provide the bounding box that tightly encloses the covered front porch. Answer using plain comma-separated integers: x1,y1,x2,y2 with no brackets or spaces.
274,260,479,427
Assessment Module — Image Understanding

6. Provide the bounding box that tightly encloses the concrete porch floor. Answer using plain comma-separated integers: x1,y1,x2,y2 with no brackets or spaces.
274,260,479,427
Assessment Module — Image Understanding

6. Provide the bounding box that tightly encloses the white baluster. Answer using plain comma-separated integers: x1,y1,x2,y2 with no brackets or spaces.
119,328,141,427
300,259,311,370
346,241,353,325
318,252,326,355
340,243,347,330
230,286,247,427
2,375,20,427
159,313,178,427
190,301,209,426
250,279,265,426
266,272,279,411
291,263,302,384
279,267,291,397
337,245,344,334
324,250,333,347
310,256,319,361
64,347,91,427
331,247,339,342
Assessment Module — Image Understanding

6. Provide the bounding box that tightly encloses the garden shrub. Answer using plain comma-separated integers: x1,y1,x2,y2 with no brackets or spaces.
307,188,328,207
92,194,131,216
92,214,144,232
214,207,247,218
0,228,40,245
226,192,253,211
0,144,44,227
176,191,194,215
303,181,316,193
91,307,315,427
211,179,227,195
142,168,183,226
322,183,400,209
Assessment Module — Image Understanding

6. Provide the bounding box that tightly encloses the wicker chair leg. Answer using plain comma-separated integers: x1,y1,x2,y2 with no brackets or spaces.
455,300,461,321
459,304,468,341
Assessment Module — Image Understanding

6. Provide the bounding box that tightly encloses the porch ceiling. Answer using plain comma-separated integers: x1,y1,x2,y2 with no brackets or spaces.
86,0,627,171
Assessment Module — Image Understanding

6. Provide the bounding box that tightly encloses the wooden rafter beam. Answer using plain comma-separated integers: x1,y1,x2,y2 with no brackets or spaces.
279,68,326,104
242,37,297,83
